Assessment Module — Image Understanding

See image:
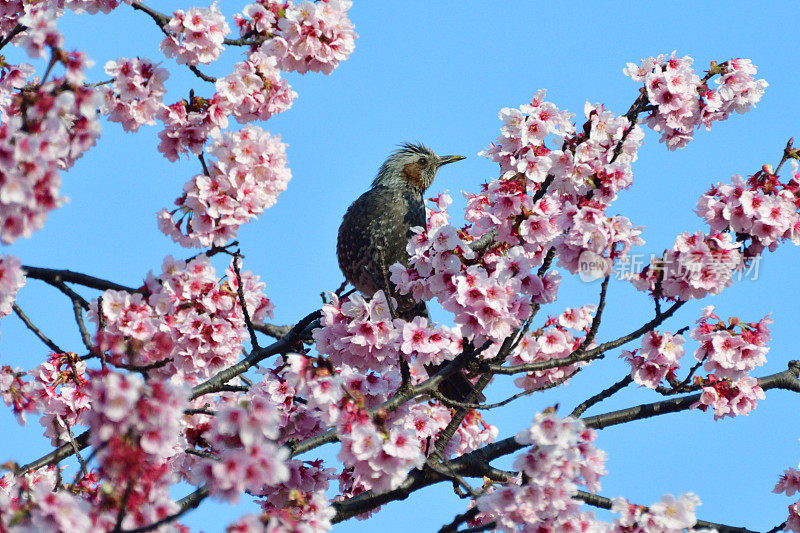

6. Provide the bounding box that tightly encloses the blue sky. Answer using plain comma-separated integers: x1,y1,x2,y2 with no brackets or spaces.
2,1,800,531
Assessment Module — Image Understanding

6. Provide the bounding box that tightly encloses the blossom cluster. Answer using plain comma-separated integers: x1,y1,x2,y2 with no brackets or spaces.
474,412,607,532
282,354,426,493
774,463,800,533
480,92,644,206
282,352,496,494
313,290,462,377
158,125,291,247
509,306,597,391
691,305,771,380
89,255,273,382
77,370,188,528
64,0,134,15
629,231,742,301
555,202,645,279
237,0,357,75
160,4,231,66
155,95,230,162
216,51,297,124
0,468,98,531
251,460,335,532
99,57,170,132
622,330,686,389
15,3,64,58
690,306,770,419
86,370,187,467
0,51,100,244
625,53,767,149
611,493,705,531
0,254,25,320
0,351,90,444
192,392,290,502
390,193,561,345
696,166,800,258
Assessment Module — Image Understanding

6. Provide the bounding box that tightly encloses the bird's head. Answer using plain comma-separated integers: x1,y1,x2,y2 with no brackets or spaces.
371,142,465,192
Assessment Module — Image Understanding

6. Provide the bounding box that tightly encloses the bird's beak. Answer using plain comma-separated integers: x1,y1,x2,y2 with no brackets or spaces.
438,155,466,166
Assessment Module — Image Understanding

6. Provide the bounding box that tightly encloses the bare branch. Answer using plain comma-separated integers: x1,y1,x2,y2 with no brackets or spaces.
23,265,137,292
13,303,64,354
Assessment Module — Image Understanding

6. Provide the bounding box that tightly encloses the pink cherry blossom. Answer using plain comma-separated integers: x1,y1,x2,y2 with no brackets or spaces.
99,57,169,132
160,4,230,66
215,51,297,124
692,375,765,420
159,125,291,247
691,306,770,381
626,53,767,149
243,0,357,75
475,412,606,532
622,330,685,389
0,58,100,243
90,255,273,382
0,254,25,319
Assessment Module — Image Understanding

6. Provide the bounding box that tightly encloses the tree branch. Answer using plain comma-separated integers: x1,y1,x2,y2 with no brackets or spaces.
23,266,137,292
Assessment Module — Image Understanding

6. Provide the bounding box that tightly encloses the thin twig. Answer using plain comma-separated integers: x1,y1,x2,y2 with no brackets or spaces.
13,303,64,353
570,375,633,418
231,254,260,351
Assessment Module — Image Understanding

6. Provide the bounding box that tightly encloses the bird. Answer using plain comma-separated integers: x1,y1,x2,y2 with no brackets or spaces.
336,142,480,402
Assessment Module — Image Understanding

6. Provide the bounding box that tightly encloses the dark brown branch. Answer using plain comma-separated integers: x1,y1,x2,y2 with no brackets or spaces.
575,274,610,352
570,375,633,418
23,265,136,292
188,65,217,83
13,303,64,354
490,300,685,375
231,255,260,350
252,322,293,339
0,23,26,51
332,362,800,522
121,486,208,533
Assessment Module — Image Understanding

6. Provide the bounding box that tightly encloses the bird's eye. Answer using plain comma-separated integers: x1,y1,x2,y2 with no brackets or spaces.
418,157,427,165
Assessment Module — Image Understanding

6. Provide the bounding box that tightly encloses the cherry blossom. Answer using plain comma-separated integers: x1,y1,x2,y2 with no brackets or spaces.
238,0,357,75
625,52,767,149
621,330,685,389
64,0,133,15
0,54,101,243
629,231,742,301
192,391,291,502
215,51,297,124
15,3,64,58
0,254,25,319
691,307,771,381
89,255,273,382
474,412,606,532
611,493,704,531
160,4,230,66
692,375,765,420
158,125,291,247
99,57,169,132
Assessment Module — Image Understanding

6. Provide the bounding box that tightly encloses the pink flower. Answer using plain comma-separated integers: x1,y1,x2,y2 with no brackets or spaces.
99,57,169,132
622,330,685,389
255,0,358,75
159,126,291,247
775,468,800,497
0,254,25,318
160,3,230,65
215,51,297,123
